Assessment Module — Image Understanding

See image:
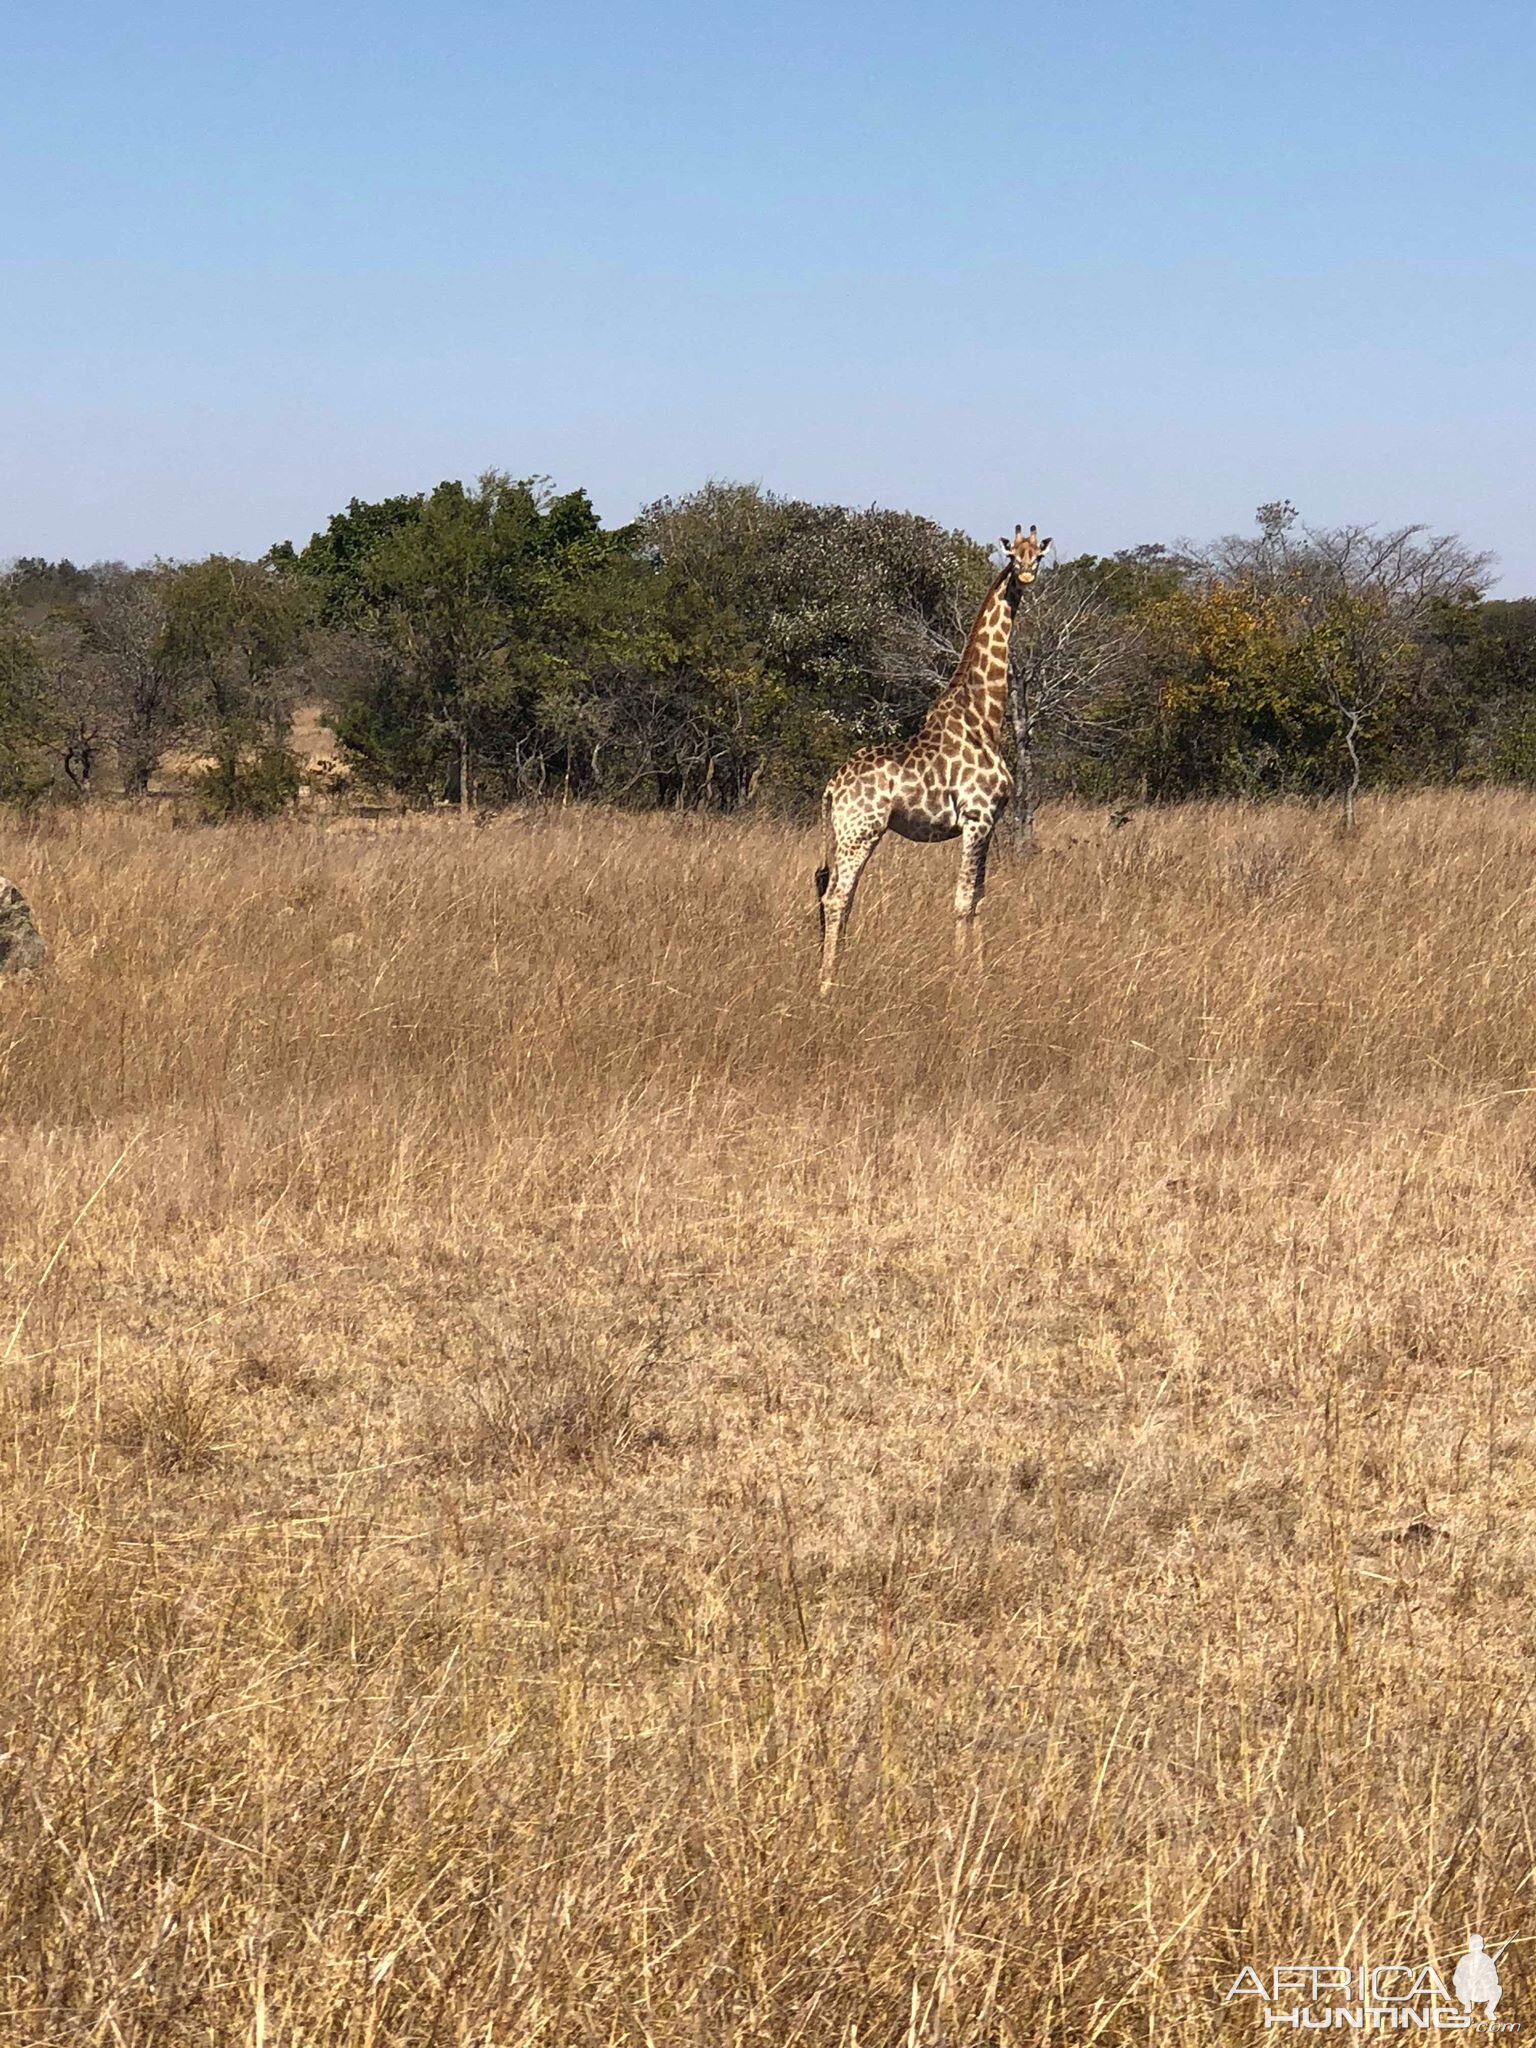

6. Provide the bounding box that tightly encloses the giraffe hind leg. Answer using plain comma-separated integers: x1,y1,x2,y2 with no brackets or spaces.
818,833,880,996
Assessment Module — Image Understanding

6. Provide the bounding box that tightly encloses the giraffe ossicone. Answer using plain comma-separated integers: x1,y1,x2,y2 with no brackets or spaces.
815,522,1051,995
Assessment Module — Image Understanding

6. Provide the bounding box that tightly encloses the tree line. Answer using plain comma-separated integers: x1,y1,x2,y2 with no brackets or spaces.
3,478,1534,828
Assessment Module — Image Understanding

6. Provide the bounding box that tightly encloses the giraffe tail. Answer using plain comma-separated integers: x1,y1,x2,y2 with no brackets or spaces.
815,793,833,938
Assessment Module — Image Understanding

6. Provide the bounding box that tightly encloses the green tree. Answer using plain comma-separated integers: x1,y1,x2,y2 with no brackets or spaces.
161,556,314,815
639,483,992,803
288,473,610,808
267,493,425,623
1125,577,1328,800
535,550,785,808
0,600,46,800
1437,598,1536,783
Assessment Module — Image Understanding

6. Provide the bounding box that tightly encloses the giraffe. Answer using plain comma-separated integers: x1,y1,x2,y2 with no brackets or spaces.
815,523,1050,994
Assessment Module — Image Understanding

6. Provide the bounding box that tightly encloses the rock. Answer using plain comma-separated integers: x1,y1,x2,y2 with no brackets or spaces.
0,878,45,975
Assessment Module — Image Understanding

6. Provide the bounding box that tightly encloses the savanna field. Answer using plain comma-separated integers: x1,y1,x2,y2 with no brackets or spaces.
5,793,1536,2046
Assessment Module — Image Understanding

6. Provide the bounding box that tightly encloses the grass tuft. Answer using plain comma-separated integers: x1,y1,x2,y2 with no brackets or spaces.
112,1361,225,1473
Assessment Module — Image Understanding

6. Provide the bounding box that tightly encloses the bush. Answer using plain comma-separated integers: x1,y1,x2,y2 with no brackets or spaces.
195,747,303,821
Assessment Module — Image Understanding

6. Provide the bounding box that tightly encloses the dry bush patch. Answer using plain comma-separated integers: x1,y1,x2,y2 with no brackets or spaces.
3,794,1536,2043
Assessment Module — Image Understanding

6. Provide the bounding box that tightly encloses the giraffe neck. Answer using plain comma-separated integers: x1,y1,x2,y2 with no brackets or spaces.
923,565,1019,749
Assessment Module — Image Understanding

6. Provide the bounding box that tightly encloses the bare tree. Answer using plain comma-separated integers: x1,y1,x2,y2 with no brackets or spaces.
1213,505,1490,610
79,567,187,794
1302,525,1490,827
1006,561,1139,850
35,614,110,794
1211,507,1493,826
1302,587,1407,830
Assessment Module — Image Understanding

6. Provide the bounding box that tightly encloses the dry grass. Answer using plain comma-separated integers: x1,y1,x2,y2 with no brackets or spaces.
4,792,1536,2044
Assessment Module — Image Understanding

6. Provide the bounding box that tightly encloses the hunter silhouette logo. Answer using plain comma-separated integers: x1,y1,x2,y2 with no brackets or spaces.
1224,1935,1515,2030
1454,1939,1505,2023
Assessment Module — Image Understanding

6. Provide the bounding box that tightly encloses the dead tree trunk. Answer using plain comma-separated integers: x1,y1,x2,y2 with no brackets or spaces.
1342,708,1362,831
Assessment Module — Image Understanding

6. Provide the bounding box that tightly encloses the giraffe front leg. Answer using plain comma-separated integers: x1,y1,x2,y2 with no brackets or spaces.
953,819,993,961
819,836,879,996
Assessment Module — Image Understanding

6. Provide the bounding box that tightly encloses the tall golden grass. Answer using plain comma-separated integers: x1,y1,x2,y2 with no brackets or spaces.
4,792,1536,2045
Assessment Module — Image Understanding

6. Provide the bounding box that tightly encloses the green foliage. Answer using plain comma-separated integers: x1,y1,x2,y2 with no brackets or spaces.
1072,544,1196,616
1073,513,1499,807
5,557,95,620
523,545,766,806
0,601,49,801
269,493,427,624
630,484,991,806
295,476,989,812
158,555,312,812
1463,601,1536,785
1487,710,1536,786
163,556,311,685
305,473,613,804
1117,580,1331,798
643,484,992,738
194,746,303,821
2,489,1531,818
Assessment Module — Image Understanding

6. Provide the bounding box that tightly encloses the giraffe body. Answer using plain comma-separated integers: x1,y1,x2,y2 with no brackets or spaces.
816,523,1049,994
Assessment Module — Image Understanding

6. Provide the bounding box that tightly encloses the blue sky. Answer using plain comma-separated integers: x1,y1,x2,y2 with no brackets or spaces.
4,1,1534,585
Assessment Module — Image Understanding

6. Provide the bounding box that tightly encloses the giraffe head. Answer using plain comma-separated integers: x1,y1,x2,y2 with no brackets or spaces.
1001,524,1052,584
